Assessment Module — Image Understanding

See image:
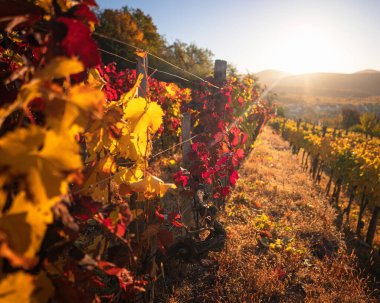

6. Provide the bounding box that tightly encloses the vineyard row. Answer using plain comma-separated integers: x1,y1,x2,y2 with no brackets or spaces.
270,118,380,247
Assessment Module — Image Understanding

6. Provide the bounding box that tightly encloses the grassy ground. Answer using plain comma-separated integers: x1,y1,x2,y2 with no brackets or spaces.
159,127,378,303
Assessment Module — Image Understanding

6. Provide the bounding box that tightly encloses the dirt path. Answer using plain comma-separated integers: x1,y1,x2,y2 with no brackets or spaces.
161,127,377,303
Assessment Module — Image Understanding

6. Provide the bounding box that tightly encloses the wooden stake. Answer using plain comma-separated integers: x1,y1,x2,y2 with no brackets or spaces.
137,52,148,98
214,59,227,83
182,112,191,167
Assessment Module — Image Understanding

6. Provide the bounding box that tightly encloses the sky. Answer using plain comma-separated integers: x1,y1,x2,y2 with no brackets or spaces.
96,0,380,74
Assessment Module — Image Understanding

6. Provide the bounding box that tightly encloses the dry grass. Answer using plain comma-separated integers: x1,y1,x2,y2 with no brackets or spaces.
158,127,378,303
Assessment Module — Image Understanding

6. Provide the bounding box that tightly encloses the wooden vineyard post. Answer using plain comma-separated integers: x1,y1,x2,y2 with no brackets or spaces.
214,60,227,118
214,59,227,82
214,60,228,200
137,51,148,98
182,112,191,167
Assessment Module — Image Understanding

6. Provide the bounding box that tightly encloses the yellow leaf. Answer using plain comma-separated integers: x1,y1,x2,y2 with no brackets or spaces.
101,156,117,174
115,167,144,184
0,190,6,212
78,159,110,202
85,107,123,157
36,57,84,80
136,50,147,58
35,0,53,13
123,97,163,159
128,132,150,160
87,68,107,90
128,173,175,199
124,97,163,134
165,83,179,98
0,127,82,211
46,84,105,135
0,192,47,260
119,74,143,105
0,271,54,303
16,79,51,109
68,85,105,112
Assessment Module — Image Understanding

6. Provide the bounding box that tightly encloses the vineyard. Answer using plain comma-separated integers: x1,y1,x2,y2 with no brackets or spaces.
1,1,380,303
270,118,380,248
0,1,272,302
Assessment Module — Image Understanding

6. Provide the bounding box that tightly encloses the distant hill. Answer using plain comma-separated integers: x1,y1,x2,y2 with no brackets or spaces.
255,70,291,86
255,70,380,98
354,69,380,74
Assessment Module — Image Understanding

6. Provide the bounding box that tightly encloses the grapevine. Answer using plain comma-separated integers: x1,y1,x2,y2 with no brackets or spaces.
0,1,273,301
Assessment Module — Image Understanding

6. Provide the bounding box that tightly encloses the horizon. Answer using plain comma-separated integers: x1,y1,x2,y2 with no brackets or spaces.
255,68,380,76
96,0,380,75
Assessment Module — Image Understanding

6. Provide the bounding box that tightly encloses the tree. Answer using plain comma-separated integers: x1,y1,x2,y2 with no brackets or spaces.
227,63,239,78
95,6,166,69
341,108,360,132
95,7,215,84
165,40,214,79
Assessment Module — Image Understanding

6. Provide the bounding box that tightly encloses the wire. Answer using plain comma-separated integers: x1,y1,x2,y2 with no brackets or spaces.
72,134,199,195
99,48,136,65
151,134,199,159
149,68,191,83
99,48,192,83
94,32,221,89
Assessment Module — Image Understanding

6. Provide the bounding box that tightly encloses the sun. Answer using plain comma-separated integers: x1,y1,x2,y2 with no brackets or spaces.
273,24,340,74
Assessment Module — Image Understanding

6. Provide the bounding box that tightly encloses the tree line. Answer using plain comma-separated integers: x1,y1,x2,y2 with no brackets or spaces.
95,6,226,83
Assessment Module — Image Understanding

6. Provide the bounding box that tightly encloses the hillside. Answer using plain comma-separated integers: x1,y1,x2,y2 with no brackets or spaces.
255,70,380,98
355,69,380,74
255,70,292,87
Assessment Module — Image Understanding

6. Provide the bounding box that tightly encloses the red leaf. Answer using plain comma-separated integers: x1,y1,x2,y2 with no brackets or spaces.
173,171,188,187
241,132,248,144
221,186,230,196
229,170,239,186
97,261,122,276
57,17,101,68
231,135,239,147
192,142,200,151
115,222,126,237
230,127,241,147
216,156,228,167
72,4,98,24
235,148,244,159
213,131,224,143
155,208,184,228
83,0,98,6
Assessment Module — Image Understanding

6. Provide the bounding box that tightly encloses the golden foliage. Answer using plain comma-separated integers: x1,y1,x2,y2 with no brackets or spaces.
0,271,54,303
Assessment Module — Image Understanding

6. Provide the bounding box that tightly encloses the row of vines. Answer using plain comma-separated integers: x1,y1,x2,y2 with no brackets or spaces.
270,118,380,248
0,1,272,302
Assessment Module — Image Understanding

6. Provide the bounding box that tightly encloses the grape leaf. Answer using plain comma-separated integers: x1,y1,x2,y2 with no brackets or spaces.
0,127,82,213
0,271,53,303
36,57,84,80
0,192,47,262
123,97,163,159
128,173,175,199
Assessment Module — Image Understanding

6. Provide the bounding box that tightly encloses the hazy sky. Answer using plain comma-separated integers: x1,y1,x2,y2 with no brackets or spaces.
96,0,380,74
